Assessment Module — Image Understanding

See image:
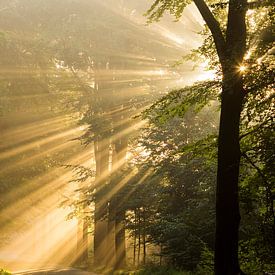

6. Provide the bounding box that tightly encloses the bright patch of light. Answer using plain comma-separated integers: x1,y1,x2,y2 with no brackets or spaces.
244,50,252,60
164,32,184,45
197,70,216,81
139,149,151,159
196,60,216,81
239,65,247,73
257,58,263,64
247,9,255,16
156,69,166,76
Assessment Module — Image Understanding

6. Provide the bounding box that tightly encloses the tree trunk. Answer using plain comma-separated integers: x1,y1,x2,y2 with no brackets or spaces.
94,137,110,268
138,209,141,266
107,200,116,268
133,209,137,266
215,70,244,275
82,217,89,263
76,218,83,264
76,197,89,264
159,244,162,266
115,210,126,269
112,135,128,268
143,210,146,266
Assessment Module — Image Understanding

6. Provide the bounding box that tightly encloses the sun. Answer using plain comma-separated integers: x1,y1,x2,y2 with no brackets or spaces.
238,65,247,73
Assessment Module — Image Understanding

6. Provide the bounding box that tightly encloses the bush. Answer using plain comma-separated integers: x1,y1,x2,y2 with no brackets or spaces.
132,266,192,275
0,269,11,275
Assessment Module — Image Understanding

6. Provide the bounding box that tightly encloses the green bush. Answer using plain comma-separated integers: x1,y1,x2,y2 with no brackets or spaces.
0,269,11,275
132,266,191,275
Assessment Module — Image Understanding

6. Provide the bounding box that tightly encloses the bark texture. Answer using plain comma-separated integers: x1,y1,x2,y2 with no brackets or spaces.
215,72,244,274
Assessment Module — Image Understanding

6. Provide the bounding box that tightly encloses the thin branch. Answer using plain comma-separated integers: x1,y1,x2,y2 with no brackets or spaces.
241,152,274,220
193,0,226,63
239,118,272,140
241,152,269,185
210,0,273,9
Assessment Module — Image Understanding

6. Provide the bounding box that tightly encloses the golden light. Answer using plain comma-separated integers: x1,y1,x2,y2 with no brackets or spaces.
238,65,247,73
195,60,217,81
0,0,216,272
244,50,252,60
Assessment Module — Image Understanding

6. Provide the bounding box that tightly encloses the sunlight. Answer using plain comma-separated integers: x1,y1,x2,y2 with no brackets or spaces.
0,126,83,161
244,50,252,60
0,150,93,226
114,168,154,210
197,70,216,81
238,65,247,73
1,0,272,273
194,60,217,81
162,30,185,46
96,169,137,211
0,208,79,271
0,115,72,143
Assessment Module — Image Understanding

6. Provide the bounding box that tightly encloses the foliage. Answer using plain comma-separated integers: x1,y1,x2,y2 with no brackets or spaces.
133,0,274,272
145,0,192,23
0,269,11,275
113,263,215,275
143,81,220,124
122,101,218,270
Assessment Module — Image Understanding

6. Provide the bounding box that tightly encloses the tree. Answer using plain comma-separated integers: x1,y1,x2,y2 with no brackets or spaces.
125,99,219,271
145,1,272,274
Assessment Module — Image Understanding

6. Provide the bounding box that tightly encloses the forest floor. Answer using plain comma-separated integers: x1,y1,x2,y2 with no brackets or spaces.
12,268,98,275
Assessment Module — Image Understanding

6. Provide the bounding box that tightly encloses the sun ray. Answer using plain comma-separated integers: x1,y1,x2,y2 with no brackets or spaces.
0,126,83,162
0,115,75,149
0,150,93,226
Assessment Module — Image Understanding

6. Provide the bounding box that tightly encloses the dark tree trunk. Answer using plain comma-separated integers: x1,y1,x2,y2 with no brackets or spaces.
94,199,108,267
159,244,163,266
138,209,141,266
133,209,137,266
215,69,245,275
94,137,109,267
115,210,126,269
213,0,247,272
143,210,146,265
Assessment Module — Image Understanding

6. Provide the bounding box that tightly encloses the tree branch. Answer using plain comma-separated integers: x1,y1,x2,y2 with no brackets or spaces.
193,0,226,64
241,152,275,221
239,118,272,140
210,0,273,9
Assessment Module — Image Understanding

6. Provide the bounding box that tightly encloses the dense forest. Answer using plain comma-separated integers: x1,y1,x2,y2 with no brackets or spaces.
0,0,274,275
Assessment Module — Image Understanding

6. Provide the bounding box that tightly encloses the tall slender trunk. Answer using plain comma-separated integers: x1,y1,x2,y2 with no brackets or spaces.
137,209,141,266
76,198,89,264
115,210,126,269
215,69,244,274
94,137,110,267
76,219,83,264
181,0,247,270
133,209,137,266
214,1,247,272
112,135,128,268
142,210,146,266
107,200,116,268
159,244,162,266
82,217,89,262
